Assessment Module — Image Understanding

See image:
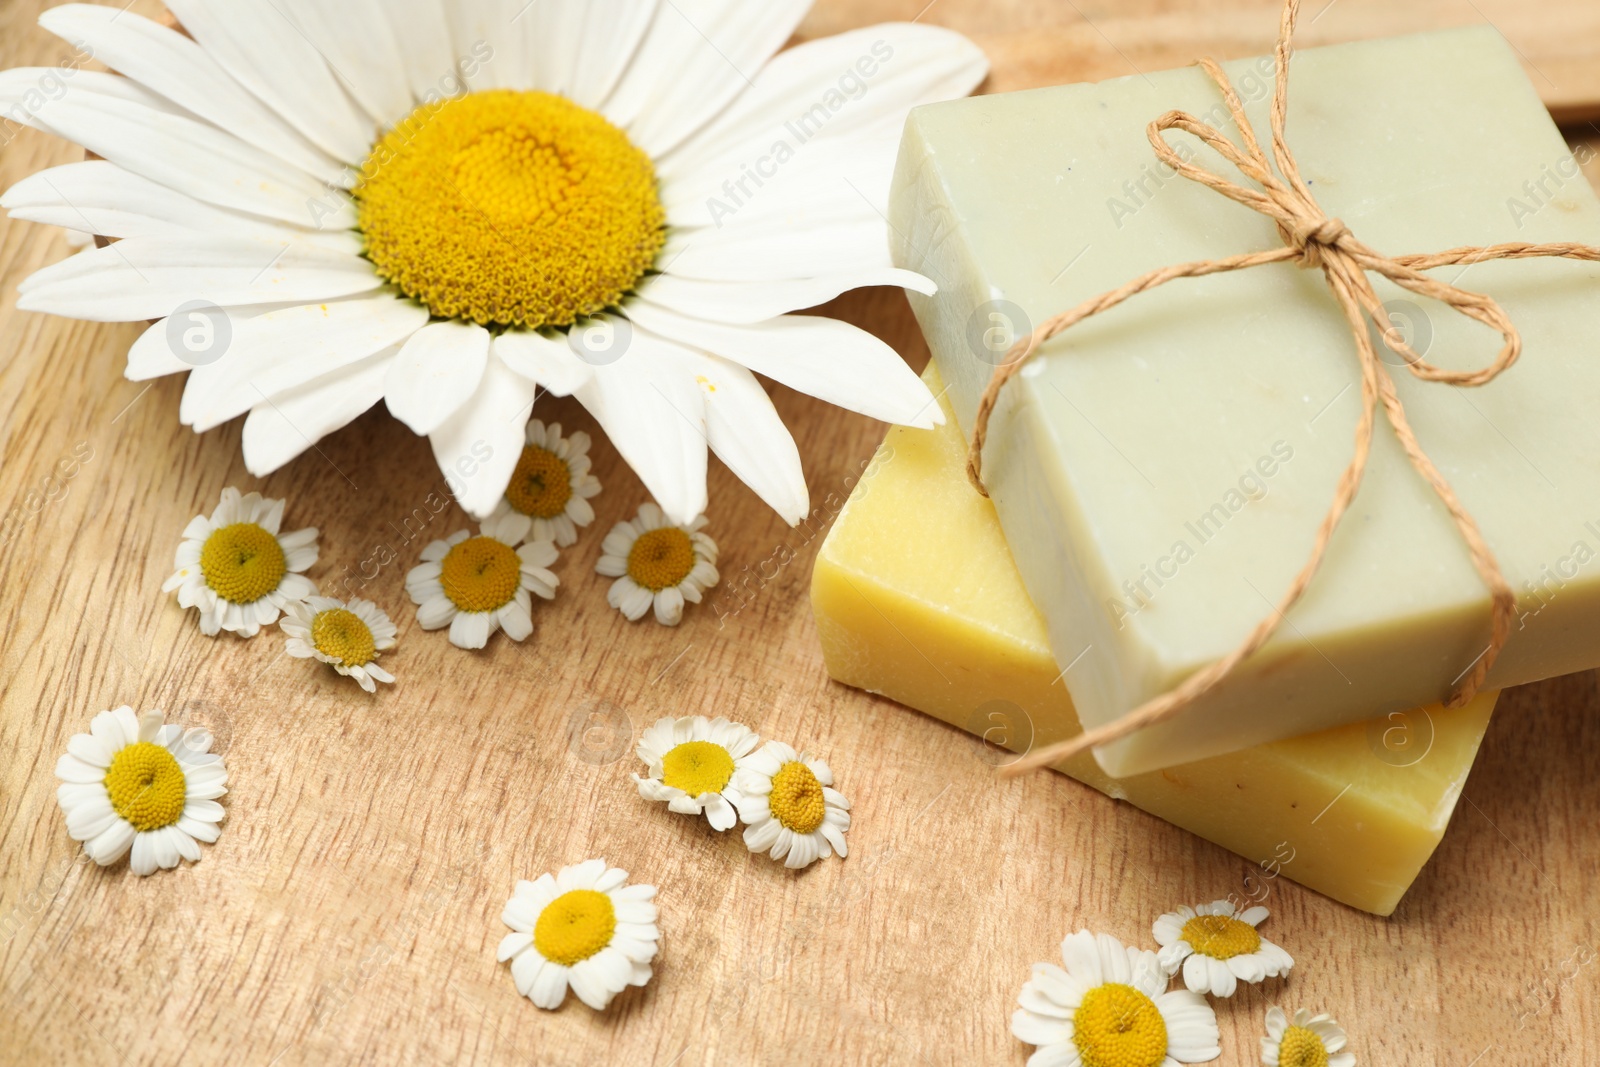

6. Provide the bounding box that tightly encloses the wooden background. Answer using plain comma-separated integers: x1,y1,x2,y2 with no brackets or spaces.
2,1,1598,1064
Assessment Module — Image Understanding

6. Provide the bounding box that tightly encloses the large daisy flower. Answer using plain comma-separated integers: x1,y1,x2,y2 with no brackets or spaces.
633,715,760,831
405,510,557,649
1011,931,1221,1067
486,419,601,548
1152,900,1294,998
497,859,659,1011
280,595,397,692
733,740,849,869
162,486,318,636
596,502,719,625
1261,1007,1355,1067
1,2,986,526
55,706,229,876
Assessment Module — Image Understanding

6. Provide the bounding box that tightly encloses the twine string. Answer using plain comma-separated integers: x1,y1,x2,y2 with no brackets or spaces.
980,0,1600,777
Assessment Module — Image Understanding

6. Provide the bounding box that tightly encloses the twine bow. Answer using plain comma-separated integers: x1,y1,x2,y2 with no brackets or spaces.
977,0,1600,777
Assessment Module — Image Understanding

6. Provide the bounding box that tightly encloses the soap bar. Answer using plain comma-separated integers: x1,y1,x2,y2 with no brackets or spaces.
890,28,1600,776
812,368,1497,916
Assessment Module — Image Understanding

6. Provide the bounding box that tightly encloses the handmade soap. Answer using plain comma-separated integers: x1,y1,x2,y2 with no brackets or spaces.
812,368,1497,915
890,28,1600,776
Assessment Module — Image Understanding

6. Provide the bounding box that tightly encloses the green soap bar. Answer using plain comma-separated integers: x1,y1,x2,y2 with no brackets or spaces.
890,27,1600,776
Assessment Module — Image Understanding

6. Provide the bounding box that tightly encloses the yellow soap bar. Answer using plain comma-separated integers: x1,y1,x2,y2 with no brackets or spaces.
812,368,1497,915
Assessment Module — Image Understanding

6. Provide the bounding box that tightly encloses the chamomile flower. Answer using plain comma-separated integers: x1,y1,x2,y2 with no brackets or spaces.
487,420,601,547
596,502,719,626
55,706,228,876
1152,900,1294,997
162,487,318,637
406,509,557,650
497,859,659,1011
634,715,760,831
2,2,987,526
733,741,849,869
1011,931,1221,1067
1261,1008,1355,1067
280,596,397,692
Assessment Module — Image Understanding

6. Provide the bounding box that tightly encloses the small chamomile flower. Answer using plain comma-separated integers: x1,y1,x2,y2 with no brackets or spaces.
1011,930,1221,1067
497,859,659,1011
487,420,601,547
595,502,718,626
634,715,761,831
162,487,318,636
734,741,849,869
1261,1007,1355,1067
406,509,558,650
55,706,228,876
281,596,397,692
1152,900,1294,997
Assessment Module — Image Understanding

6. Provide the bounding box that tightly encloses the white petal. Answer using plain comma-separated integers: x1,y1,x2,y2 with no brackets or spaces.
572,333,708,526
530,960,568,1009
35,6,343,185
241,348,395,475
0,70,349,227
86,820,134,865
442,0,517,91
496,0,566,92
625,301,941,428
163,0,377,163
603,0,811,156
661,193,895,281
183,295,427,432
126,303,298,382
278,0,413,128
633,268,935,325
702,793,737,831
564,0,659,108
510,945,543,996
567,960,614,1010
497,930,533,963
449,609,494,649
653,585,684,626
1059,931,1105,988
663,22,988,181
429,356,536,519
17,238,381,323
653,341,807,524
494,329,595,398
1206,956,1236,998
383,0,462,102
498,597,534,642
3,162,359,251
129,833,158,876
65,732,112,768
384,320,491,435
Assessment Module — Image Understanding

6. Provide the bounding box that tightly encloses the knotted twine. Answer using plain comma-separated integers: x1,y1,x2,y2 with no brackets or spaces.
977,0,1600,777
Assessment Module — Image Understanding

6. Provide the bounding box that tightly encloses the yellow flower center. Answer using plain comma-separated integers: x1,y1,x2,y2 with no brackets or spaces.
505,445,574,519
660,740,735,797
356,89,667,328
533,888,617,966
768,760,826,835
438,536,523,613
1180,913,1262,959
200,522,287,604
1072,983,1169,1067
103,741,187,832
1277,1026,1331,1067
310,608,377,667
626,527,696,592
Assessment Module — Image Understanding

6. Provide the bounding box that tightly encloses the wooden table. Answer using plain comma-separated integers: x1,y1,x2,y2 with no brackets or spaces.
2,2,1596,1065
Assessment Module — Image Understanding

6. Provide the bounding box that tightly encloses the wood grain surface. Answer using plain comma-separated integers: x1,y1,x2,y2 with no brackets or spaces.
1,2,1597,1065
